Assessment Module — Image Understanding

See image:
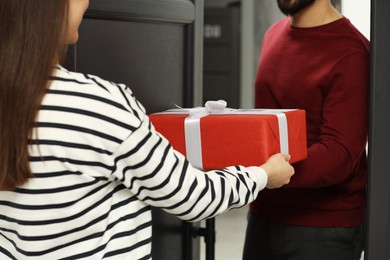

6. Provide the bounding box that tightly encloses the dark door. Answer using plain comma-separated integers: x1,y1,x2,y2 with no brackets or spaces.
65,0,204,259
366,0,390,259
203,4,241,108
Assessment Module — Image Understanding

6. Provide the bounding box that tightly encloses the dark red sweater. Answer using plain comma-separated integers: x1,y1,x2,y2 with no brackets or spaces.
251,17,370,227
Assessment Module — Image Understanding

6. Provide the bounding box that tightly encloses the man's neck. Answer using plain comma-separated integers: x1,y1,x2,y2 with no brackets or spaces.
290,0,343,28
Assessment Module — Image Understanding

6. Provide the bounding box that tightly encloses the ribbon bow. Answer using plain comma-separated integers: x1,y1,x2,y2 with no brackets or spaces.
204,100,228,114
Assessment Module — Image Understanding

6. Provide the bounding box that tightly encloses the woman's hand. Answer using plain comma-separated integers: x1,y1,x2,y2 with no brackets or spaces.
260,153,295,189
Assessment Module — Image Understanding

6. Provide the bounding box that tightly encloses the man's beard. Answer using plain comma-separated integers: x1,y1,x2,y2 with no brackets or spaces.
277,0,316,16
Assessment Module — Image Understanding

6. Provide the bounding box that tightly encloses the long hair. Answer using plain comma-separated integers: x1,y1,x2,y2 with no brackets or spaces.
0,0,69,190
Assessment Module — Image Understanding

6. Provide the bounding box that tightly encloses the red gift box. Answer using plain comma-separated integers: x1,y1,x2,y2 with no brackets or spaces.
148,107,307,170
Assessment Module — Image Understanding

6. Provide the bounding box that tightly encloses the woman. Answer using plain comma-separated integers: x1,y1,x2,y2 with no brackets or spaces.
0,0,294,259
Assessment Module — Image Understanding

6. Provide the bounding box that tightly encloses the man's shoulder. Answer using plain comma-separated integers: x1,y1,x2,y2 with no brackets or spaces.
268,17,290,32
262,17,290,43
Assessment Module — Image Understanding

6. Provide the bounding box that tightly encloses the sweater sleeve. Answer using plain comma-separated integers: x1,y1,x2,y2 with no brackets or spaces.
111,109,268,222
288,50,369,188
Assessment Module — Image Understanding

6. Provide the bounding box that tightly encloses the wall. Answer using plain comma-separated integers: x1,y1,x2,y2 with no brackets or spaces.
240,1,283,108
342,0,371,40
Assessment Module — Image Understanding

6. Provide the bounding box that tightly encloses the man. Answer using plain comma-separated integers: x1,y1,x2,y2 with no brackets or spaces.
243,0,369,259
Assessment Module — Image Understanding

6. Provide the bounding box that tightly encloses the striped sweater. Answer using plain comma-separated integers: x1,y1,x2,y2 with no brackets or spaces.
0,66,267,259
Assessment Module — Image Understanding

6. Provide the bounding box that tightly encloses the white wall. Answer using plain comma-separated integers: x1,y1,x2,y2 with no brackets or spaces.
341,0,371,40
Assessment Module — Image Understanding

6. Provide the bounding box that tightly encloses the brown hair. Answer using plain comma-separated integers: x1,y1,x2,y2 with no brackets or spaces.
0,0,69,190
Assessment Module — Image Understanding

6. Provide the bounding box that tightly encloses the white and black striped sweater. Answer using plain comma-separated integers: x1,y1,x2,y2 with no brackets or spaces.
0,66,267,259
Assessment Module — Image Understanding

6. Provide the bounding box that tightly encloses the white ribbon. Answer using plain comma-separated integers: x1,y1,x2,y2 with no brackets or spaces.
157,100,294,169
184,100,231,168
184,113,204,169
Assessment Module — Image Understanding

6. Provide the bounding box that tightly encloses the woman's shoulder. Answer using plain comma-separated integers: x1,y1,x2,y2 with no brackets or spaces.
49,66,146,119
52,66,132,96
